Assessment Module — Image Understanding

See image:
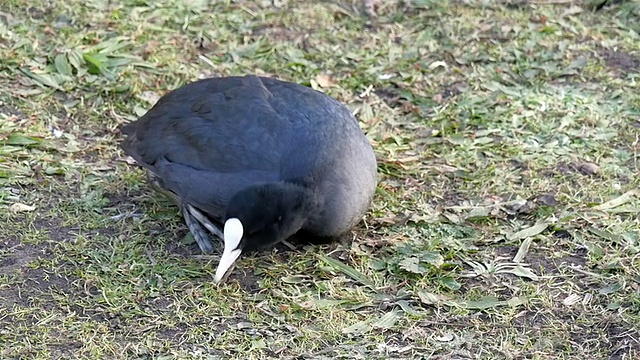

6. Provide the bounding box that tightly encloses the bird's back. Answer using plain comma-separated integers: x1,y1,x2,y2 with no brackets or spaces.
121,75,377,233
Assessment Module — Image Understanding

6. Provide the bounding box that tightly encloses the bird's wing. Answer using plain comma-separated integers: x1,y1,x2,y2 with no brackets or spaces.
152,157,280,220
121,76,285,174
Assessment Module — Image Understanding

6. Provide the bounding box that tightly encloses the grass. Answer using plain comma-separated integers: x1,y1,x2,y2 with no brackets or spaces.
1,0,639,358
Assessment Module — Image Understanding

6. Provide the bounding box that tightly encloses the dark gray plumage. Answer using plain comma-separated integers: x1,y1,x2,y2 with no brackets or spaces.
120,75,377,281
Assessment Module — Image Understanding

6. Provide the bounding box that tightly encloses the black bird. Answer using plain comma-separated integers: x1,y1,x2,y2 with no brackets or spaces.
120,75,377,282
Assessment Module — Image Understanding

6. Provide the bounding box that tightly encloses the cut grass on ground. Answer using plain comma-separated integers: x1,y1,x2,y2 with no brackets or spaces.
1,0,639,359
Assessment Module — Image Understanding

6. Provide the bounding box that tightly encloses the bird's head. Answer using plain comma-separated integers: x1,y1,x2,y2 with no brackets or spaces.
214,182,317,282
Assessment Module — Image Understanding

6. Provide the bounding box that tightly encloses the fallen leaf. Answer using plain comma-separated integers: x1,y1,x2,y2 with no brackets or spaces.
19,68,63,90
315,73,335,88
54,54,73,76
598,282,622,295
513,237,533,263
508,265,539,281
281,275,310,284
417,291,451,305
593,190,638,211
398,256,429,274
466,207,490,219
372,310,401,329
319,255,376,290
3,134,42,147
399,253,443,274
236,321,253,330
342,319,372,334
438,277,461,290
507,222,549,241
428,60,448,70
563,294,582,306
588,227,621,243
460,296,506,310
396,300,421,316
10,203,36,213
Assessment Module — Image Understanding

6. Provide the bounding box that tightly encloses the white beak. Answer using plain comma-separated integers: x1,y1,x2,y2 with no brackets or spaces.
214,218,244,283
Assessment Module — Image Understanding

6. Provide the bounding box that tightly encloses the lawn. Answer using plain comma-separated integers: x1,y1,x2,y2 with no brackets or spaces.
1,0,639,359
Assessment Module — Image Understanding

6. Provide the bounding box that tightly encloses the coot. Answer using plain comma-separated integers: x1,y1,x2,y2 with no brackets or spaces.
121,75,377,282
